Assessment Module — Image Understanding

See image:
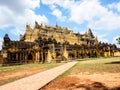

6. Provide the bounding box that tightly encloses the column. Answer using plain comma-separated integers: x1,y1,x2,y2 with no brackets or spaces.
35,52,38,63
41,51,43,63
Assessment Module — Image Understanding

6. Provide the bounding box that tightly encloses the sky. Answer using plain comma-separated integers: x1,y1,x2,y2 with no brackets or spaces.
0,0,120,50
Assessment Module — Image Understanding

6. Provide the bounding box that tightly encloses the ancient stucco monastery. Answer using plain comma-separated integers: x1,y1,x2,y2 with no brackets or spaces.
0,21,120,65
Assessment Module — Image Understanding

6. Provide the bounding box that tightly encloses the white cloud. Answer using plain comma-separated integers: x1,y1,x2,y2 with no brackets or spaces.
10,9,48,36
0,6,15,28
108,2,120,12
42,0,103,23
51,8,66,21
98,35,109,43
69,0,120,30
93,32,109,43
41,0,75,9
24,0,40,9
0,37,3,50
10,28,24,36
0,0,40,14
42,0,73,21
50,4,57,10
88,12,120,30
0,0,48,35
16,9,48,28
42,0,120,31
69,0,103,24
43,0,67,21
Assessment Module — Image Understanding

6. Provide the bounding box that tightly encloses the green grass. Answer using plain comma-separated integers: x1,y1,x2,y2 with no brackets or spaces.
72,57,120,73
0,62,64,73
58,57,120,78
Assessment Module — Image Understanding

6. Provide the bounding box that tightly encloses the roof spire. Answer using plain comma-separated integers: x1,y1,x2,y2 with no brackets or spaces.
4,34,11,42
88,28,94,38
34,21,39,29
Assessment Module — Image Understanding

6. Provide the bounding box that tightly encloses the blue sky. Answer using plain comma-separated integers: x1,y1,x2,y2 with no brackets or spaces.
0,0,120,49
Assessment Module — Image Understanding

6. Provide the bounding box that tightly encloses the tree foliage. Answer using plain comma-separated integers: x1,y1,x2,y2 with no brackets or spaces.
116,37,120,44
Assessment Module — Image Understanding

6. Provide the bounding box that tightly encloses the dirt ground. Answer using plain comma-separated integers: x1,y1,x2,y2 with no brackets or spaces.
44,72,120,90
0,67,47,85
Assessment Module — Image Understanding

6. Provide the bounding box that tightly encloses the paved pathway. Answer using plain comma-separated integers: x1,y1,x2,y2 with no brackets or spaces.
0,61,77,90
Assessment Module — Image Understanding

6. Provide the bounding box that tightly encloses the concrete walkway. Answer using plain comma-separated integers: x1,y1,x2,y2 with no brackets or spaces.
0,61,77,90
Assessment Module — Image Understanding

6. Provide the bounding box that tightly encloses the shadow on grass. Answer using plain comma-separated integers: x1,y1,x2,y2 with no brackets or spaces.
76,82,120,90
76,82,107,90
105,61,120,64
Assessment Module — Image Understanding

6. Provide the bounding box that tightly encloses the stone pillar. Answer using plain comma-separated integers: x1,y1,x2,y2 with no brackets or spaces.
18,53,20,63
22,52,24,62
63,46,68,60
38,51,40,62
47,50,52,62
41,51,44,63
10,54,12,63
74,50,77,59
23,52,26,63
39,52,41,62
25,52,26,62
35,51,39,63
11,53,13,61
8,53,10,61
16,53,18,61
20,52,22,63
36,52,37,63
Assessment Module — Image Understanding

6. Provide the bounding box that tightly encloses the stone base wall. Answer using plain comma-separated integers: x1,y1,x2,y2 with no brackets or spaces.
114,51,120,57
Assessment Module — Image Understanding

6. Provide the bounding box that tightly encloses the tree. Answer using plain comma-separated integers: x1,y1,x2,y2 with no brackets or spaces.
116,37,120,44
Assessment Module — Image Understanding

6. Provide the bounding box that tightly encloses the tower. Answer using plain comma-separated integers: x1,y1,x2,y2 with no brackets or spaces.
88,28,94,38
4,34,11,43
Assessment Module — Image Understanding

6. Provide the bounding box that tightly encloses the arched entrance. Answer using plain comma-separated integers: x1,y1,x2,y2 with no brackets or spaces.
28,53,33,60
27,53,34,63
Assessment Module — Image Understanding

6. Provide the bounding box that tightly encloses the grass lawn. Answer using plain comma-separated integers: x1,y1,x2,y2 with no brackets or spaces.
58,57,120,77
0,62,63,72
72,57,120,73
0,62,64,85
